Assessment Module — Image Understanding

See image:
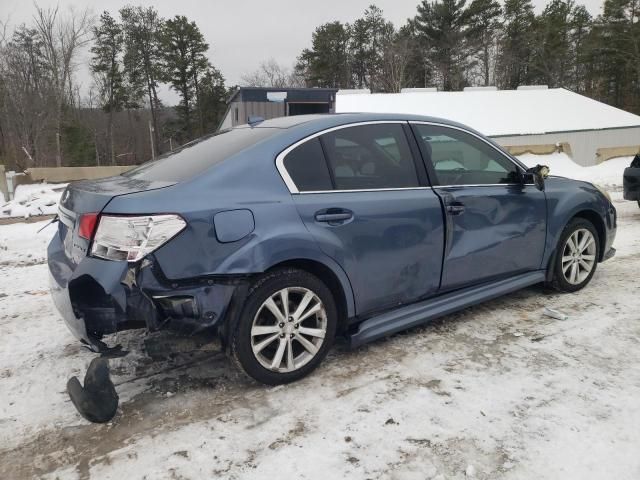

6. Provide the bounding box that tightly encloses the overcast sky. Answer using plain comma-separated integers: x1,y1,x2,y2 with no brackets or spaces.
2,0,607,104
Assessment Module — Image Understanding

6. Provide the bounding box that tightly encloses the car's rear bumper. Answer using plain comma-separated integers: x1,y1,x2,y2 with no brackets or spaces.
47,231,241,349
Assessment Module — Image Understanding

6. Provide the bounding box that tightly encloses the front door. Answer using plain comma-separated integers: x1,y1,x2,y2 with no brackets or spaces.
279,122,445,315
411,122,547,291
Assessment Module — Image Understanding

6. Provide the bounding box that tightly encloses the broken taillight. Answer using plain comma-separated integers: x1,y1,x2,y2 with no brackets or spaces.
90,214,187,262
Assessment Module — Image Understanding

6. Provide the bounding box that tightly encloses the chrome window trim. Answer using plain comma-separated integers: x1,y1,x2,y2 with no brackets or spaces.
299,186,433,195
275,120,409,194
275,119,532,194
408,120,531,186
436,183,525,188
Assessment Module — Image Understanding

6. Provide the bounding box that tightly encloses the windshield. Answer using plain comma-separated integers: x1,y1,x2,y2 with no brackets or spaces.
123,127,278,182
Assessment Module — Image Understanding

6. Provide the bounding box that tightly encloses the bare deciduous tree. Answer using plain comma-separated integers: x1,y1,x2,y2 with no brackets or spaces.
380,32,412,92
33,3,93,167
0,25,54,168
241,59,303,88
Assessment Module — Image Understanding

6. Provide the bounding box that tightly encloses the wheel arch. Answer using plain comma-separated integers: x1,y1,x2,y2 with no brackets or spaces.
571,209,606,261
545,208,606,282
265,258,354,333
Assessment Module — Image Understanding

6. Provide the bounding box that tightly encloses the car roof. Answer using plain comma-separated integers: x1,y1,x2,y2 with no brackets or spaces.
245,112,470,131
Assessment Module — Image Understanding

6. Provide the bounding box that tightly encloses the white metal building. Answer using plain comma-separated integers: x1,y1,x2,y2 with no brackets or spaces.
335,87,640,166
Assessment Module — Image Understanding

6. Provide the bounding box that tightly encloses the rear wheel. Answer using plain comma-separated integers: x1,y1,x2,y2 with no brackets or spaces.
550,218,599,292
231,268,337,385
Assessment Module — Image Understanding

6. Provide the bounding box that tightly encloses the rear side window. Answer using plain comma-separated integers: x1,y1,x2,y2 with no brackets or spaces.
124,127,276,182
283,138,333,192
320,124,419,190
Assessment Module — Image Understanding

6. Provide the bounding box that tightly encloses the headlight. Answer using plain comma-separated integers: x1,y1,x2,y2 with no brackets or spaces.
591,183,612,203
91,214,187,262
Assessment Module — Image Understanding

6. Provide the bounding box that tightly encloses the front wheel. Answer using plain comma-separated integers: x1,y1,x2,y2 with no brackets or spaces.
550,218,600,292
231,268,337,385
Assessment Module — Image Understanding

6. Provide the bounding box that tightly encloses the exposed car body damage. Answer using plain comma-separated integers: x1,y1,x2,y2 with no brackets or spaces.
49,233,241,350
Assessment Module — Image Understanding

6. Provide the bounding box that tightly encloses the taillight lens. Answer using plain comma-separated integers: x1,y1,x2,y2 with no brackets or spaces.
90,214,187,262
78,213,99,240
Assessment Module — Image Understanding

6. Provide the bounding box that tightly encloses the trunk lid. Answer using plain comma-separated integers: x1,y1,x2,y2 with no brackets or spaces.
57,175,175,264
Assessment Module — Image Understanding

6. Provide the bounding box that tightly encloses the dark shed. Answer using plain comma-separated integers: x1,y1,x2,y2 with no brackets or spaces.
219,87,338,129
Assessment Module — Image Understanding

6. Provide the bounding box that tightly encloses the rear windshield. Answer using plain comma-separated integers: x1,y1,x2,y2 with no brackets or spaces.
123,127,278,182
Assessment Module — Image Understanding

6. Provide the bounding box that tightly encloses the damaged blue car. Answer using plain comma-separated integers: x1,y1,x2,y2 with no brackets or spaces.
48,113,617,385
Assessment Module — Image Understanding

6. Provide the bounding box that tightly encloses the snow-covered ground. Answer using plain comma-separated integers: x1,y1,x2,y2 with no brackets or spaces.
1,155,640,479
1,183,67,219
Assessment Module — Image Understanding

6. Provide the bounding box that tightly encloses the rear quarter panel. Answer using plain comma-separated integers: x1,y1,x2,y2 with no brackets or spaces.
102,143,357,317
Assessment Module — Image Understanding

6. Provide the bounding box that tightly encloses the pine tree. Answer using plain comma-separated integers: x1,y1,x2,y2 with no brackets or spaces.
198,66,228,132
296,21,352,88
414,0,472,91
530,0,575,87
594,0,640,112
498,0,536,88
120,5,164,154
402,20,435,88
90,11,125,165
160,15,209,140
568,5,592,93
466,0,502,86
350,16,370,88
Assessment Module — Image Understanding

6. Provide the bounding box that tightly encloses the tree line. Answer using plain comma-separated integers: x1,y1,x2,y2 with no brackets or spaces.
285,0,639,114
1,0,639,170
0,4,227,170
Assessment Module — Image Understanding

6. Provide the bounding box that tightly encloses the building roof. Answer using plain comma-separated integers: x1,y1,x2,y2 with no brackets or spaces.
227,87,338,104
335,88,640,137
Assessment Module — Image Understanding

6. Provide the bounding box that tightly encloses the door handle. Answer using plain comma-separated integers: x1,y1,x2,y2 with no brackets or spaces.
314,209,353,223
446,203,465,215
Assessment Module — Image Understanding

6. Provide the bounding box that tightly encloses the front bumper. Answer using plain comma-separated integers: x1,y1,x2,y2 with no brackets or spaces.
48,232,240,349
623,167,640,201
603,202,617,262
603,246,616,262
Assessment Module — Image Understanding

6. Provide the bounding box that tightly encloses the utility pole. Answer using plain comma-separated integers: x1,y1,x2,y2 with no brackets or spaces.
148,120,156,160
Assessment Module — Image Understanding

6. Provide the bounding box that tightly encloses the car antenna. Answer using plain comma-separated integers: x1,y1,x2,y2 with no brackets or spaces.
247,116,265,127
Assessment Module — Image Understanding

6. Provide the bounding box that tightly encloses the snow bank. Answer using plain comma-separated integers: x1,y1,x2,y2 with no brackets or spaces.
0,183,67,218
516,153,632,189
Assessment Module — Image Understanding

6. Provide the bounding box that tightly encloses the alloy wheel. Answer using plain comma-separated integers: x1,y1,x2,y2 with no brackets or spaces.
561,228,596,285
250,287,327,373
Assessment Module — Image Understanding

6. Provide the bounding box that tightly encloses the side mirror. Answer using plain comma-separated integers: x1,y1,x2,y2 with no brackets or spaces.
524,164,550,191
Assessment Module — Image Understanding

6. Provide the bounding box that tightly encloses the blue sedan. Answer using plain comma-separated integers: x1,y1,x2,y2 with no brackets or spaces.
48,113,617,384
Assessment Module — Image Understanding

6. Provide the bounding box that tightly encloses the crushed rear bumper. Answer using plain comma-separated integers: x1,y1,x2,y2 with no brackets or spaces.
47,231,242,350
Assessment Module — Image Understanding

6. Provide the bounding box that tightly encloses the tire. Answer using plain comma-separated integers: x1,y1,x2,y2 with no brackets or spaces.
231,268,337,385
550,218,600,293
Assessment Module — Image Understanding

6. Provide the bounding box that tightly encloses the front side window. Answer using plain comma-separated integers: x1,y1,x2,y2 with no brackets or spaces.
413,124,520,186
320,124,419,190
